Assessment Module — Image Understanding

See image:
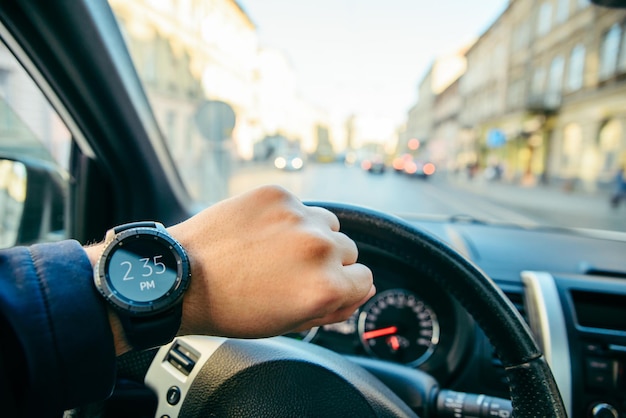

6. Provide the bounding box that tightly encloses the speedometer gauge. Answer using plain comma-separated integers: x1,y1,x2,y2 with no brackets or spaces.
358,288,439,366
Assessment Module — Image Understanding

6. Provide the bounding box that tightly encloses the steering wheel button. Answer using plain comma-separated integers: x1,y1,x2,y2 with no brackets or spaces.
166,386,181,405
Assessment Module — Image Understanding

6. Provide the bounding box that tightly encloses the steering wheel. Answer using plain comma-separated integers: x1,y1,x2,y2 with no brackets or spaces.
113,203,567,417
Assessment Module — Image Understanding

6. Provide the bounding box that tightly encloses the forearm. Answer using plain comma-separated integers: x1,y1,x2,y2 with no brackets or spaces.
0,240,117,416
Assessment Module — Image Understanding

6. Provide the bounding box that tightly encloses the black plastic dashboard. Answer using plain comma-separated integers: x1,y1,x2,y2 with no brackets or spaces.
295,217,626,418
421,220,626,418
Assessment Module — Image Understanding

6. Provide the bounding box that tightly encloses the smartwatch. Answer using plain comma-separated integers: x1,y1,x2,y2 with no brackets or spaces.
93,221,191,350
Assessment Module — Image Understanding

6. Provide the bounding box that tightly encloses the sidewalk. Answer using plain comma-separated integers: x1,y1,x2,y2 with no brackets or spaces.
441,175,626,232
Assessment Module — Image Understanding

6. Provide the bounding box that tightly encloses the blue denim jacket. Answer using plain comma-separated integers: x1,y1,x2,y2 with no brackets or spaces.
0,240,116,417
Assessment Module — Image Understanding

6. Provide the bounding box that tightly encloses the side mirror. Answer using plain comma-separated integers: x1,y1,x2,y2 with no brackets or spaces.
0,156,67,248
590,0,626,7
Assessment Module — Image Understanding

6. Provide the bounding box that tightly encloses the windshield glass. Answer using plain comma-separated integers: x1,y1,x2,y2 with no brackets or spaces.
109,0,626,233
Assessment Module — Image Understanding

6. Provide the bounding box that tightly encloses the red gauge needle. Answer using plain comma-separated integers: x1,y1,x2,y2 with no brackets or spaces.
362,326,398,340
388,335,401,351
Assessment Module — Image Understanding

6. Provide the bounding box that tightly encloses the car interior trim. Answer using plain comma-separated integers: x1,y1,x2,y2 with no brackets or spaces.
443,224,473,260
521,270,572,417
144,335,226,418
0,20,95,160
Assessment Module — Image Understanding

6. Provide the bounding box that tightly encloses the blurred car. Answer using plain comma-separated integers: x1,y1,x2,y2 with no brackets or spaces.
274,154,304,171
392,153,413,172
403,158,436,179
360,155,386,174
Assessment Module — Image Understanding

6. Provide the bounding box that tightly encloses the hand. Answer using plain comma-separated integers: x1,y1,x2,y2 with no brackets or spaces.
168,185,375,338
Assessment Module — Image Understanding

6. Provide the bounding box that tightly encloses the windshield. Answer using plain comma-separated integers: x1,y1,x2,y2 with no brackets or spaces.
109,0,626,233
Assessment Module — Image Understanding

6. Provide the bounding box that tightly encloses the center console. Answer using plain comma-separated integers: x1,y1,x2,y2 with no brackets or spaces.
523,271,626,418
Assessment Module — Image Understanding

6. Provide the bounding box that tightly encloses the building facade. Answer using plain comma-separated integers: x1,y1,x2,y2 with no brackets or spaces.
108,0,331,203
411,0,626,190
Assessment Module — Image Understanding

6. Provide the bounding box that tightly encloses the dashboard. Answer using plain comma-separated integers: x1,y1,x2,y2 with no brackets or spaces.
288,218,626,418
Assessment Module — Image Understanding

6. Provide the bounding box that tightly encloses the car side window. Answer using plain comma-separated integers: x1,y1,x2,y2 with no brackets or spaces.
0,42,71,248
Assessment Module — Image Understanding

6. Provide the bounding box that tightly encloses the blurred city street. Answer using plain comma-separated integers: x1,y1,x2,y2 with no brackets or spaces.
444,175,626,233
229,161,626,233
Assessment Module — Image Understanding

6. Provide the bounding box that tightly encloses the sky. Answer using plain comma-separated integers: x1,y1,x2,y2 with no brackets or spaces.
238,0,509,141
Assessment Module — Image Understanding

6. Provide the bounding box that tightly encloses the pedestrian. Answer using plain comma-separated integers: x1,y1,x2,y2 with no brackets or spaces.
610,165,626,208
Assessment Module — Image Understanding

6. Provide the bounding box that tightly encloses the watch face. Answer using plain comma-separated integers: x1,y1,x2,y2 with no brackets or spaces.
96,228,190,315
107,238,179,302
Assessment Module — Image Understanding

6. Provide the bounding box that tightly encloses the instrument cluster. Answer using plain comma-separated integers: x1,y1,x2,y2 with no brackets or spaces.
288,287,440,367
285,252,473,382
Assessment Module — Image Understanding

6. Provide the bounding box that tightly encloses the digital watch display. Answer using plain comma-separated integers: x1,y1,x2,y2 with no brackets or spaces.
94,221,191,349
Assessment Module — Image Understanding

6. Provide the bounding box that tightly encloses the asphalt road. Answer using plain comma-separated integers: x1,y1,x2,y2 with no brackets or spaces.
228,161,626,233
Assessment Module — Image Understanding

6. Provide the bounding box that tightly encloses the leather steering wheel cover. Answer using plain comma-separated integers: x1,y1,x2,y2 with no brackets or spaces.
315,202,567,417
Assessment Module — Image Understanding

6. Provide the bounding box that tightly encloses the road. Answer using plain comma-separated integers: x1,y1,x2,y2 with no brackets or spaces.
229,161,626,233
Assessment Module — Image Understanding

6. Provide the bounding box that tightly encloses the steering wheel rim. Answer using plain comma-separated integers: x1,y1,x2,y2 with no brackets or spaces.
321,202,567,417
115,203,567,417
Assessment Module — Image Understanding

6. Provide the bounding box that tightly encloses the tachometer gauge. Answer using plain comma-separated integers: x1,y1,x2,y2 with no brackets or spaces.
358,288,439,366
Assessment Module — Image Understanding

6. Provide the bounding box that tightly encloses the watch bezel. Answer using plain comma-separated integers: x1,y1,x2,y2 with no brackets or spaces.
94,226,191,316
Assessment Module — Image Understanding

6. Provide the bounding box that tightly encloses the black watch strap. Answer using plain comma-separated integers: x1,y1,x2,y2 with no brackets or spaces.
119,305,182,350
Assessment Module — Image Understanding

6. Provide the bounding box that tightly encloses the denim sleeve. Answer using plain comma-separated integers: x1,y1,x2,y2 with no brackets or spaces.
0,240,116,416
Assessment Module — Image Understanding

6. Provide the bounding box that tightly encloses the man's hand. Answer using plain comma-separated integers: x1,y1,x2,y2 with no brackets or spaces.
170,185,375,338
85,185,375,354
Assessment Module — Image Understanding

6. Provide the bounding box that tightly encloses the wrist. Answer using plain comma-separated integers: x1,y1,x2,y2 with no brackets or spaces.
106,308,133,355
83,243,103,268
84,243,133,356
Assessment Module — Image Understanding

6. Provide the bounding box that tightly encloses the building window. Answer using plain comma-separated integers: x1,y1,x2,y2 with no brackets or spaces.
532,67,546,96
546,56,564,108
548,55,565,94
556,0,569,24
618,25,626,72
507,78,525,109
513,20,530,51
567,44,585,91
141,40,158,83
599,24,621,80
537,2,553,36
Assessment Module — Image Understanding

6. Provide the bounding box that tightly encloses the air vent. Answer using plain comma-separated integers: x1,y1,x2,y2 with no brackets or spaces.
579,262,626,279
571,290,626,332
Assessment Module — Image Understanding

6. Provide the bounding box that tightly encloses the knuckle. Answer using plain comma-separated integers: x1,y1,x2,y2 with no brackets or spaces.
255,184,294,202
300,231,334,259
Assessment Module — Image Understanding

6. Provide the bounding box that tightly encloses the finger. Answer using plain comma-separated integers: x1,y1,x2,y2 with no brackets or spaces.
341,262,374,301
298,286,375,330
292,264,374,332
333,231,359,265
306,205,341,232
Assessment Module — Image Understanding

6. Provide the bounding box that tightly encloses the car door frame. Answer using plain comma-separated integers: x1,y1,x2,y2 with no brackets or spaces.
0,0,192,244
